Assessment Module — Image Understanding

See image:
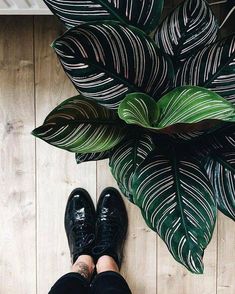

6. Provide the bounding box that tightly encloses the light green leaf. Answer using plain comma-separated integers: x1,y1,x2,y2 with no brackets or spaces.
32,95,126,153
133,149,217,273
44,0,164,33
118,92,159,128
118,86,235,133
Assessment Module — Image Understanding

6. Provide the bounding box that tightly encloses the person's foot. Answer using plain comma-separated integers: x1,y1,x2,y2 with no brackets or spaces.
92,187,128,269
65,188,96,264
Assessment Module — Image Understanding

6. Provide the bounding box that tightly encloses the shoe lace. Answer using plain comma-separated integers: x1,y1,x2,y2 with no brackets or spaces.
93,221,119,254
71,223,95,251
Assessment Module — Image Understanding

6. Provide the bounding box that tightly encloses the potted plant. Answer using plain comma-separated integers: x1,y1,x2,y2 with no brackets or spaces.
32,0,235,274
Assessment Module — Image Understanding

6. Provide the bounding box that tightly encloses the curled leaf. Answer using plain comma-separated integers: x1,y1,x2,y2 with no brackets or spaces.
118,86,235,133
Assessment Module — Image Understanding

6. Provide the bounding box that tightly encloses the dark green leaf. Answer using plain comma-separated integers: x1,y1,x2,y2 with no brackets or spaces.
133,149,216,273
76,151,110,164
154,0,218,61
44,0,164,33
52,21,174,109
109,133,156,202
188,123,235,158
204,150,235,221
175,34,235,104
32,96,126,153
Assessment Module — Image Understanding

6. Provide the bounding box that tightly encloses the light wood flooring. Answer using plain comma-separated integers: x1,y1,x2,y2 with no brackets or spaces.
0,11,235,294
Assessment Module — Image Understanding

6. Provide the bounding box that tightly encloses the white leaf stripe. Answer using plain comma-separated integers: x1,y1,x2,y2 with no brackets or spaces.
170,131,205,141
158,88,235,127
154,0,218,59
175,35,235,104
53,22,172,109
133,152,216,273
33,96,126,153
109,133,155,202
205,151,235,220
44,0,163,32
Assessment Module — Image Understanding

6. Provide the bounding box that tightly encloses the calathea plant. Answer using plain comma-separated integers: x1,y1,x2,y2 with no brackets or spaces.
32,0,235,274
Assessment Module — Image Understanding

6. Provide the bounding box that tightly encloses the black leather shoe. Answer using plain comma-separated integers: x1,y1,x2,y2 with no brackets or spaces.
64,188,96,264
92,187,128,269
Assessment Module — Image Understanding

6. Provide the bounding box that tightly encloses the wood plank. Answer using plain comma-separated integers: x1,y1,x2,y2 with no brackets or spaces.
0,16,36,294
97,160,157,294
34,16,96,293
217,213,235,294
15,0,29,9
157,232,217,294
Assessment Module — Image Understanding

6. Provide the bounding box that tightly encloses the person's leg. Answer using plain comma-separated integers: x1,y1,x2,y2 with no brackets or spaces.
48,255,94,294
72,255,95,280
90,256,132,294
48,188,97,294
96,255,119,273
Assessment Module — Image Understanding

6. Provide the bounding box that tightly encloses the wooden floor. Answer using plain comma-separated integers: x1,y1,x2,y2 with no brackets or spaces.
0,13,235,294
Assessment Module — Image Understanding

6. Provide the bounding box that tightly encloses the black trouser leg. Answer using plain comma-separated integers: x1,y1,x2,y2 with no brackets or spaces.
90,271,132,294
48,272,89,294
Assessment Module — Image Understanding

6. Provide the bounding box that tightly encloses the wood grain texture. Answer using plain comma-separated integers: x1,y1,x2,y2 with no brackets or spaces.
217,213,235,294
0,16,36,294
97,160,157,294
1,9,235,294
157,233,217,294
34,16,96,293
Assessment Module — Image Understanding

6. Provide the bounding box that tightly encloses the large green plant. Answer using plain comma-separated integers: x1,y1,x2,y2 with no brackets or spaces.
32,0,235,274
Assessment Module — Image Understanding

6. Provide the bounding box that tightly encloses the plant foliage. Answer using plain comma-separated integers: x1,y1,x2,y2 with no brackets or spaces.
32,96,126,153
44,0,164,33
33,0,235,274
52,21,174,109
118,86,235,133
175,34,235,104
133,149,216,274
154,0,219,61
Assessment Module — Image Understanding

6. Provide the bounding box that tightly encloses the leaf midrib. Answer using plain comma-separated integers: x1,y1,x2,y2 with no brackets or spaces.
204,46,235,88
173,3,197,57
173,155,192,248
96,0,129,26
44,119,126,126
58,25,154,95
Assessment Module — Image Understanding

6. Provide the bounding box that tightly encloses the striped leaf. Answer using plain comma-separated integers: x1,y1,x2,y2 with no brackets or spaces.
52,21,174,109
204,150,235,221
154,0,218,61
175,34,235,104
44,0,164,33
118,86,235,133
109,133,156,202
75,150,110,164
32,96,126,153
133,149,217,273
189,124,235,158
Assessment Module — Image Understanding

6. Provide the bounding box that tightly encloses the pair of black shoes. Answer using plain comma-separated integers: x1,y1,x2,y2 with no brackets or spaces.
64,187,128,269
